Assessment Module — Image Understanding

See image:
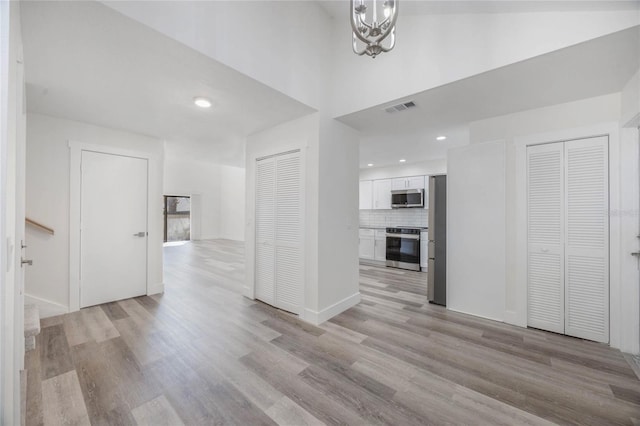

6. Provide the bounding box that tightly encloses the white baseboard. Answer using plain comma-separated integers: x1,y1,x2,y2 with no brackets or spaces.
242,286,254,299
24,294,68,319
147,283,164,295
446,306,504,324
504,310,526,328
304,292,361,325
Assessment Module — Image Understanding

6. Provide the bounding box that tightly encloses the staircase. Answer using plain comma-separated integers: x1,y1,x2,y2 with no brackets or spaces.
24,304,40,351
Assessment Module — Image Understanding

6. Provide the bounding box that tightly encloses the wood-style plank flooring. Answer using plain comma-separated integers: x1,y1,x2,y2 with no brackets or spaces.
26,239,640,425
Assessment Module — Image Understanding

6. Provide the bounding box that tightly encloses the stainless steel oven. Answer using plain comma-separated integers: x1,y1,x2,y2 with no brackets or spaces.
385,227,421,271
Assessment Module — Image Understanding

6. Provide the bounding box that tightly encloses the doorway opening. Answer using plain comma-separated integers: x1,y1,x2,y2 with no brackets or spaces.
164,195,191,242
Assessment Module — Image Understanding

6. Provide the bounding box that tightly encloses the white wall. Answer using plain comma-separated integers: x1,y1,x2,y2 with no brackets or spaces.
220,165,245,241
331,9,639,116
0,1,25,423
317,116,360,313
25,113,164,314
621,69,640,127
164,156,221,240
447,141,506,321
620,68,640,353
463,92,639,352
359,159,447,180
163,157,246,242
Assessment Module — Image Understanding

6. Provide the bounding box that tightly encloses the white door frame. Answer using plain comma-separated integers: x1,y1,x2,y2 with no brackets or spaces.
513,122,633,349
69,141,157,312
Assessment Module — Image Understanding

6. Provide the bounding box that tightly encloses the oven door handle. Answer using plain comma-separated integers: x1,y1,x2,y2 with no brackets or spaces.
386,233,420,240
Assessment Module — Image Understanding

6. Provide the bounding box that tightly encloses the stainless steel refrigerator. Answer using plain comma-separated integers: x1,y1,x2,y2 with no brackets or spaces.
427,175,446,306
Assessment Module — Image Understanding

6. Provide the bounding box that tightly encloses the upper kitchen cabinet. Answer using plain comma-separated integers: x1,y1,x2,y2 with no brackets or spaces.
359,180,373,210
373,179,392,209
392,176,425,190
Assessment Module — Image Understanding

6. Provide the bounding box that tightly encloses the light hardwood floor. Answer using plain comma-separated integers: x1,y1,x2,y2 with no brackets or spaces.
26,239,640,425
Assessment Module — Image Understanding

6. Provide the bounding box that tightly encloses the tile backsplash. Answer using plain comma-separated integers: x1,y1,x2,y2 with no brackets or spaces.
360,209,428,228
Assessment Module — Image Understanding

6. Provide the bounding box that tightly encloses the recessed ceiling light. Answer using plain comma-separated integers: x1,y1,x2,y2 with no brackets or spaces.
367,163,374,167
436,135,447,141
399,159,406,163
194,97,212,108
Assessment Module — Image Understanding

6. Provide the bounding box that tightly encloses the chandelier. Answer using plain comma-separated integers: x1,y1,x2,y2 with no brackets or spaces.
350,0,398,58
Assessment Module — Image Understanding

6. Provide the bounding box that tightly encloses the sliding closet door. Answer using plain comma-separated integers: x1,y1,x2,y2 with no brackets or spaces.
564,137,609,343
255,151,303,314
255,158,276,305
527,143,565,334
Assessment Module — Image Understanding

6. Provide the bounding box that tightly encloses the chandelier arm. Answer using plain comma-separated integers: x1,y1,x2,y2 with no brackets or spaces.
371,1,398,44
352,33,368,55
379,30,396,52
350,5,373,44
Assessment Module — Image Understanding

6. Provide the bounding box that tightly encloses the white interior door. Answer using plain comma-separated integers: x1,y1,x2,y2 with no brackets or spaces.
255,151,302,314
564,137,609,343
80,151,148,308
527,143,565,334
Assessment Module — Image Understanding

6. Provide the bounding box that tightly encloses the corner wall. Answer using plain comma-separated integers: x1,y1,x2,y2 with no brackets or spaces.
25,113,164,315
316,116,360,320
244,113,361,325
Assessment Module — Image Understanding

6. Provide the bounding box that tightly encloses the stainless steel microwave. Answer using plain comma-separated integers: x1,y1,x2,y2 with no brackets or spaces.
391,189,424,208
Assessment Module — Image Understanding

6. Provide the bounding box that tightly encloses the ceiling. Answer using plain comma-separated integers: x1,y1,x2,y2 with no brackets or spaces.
318,0,640,19
344,25,640,168
21,1,314,167
21,1,640,170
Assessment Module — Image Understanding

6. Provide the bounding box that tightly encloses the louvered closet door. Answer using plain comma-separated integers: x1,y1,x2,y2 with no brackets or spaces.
255,158,276,305
274,153,303,314
564,137,609,343
527,143,565,334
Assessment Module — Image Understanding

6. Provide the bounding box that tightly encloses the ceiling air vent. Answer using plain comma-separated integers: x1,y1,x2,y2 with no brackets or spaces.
384,101,416,114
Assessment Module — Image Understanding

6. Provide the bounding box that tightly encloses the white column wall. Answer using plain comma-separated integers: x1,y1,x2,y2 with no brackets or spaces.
244,113,320,319
316,116,361,318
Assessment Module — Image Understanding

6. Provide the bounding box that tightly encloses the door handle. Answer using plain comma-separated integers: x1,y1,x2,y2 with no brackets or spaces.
632,252,640,257
21,258,33,267
133,232,147,237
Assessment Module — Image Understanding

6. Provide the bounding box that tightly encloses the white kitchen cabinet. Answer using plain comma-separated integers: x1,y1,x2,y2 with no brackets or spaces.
359,228,375,260
374,229,386,261
392,176,425,190
420,230,428,270
359,180,373,210
373,179,392,209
